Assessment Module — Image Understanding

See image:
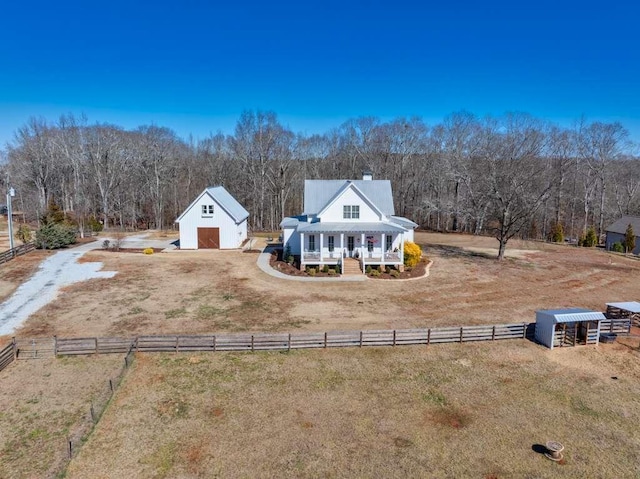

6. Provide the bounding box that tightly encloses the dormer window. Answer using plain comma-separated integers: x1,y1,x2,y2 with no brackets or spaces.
343,205,360,219
202,205,214,216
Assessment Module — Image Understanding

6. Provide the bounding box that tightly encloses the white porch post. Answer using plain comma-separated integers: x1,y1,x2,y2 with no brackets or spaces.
319,233,324,261
340,233,345,260
400,232,404,264
361,233,365,271
381,233,386,262
300,232,305,268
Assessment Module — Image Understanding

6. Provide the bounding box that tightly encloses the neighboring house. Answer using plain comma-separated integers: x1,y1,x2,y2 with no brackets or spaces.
175,186,249,249
604,215,640,254
280,173,418,271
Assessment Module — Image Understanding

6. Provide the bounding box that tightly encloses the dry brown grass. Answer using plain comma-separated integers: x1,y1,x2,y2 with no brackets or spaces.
65,340,640,478
0,355,124,478
0,250,52,305
12,232,640,339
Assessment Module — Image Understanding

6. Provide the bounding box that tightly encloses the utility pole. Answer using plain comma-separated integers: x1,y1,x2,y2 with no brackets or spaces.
7,186,15,251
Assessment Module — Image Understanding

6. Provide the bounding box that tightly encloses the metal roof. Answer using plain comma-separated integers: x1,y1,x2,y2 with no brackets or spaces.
296,222,407,233
280,216,302,228
175,186,249,224
605,215,640,235
606,301,640,313
537,308,606,323
303,180,395,216
390,215,418,228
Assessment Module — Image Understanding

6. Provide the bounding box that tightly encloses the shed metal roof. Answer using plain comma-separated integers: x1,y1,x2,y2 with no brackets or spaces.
605,216,640,235
537,308,605,323
303,180,395,216
206,186,249,223
606,301,640,313
296,222,406,233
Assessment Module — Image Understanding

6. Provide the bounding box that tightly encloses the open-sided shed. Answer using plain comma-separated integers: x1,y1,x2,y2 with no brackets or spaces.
606,302,640,328
535,308,606,350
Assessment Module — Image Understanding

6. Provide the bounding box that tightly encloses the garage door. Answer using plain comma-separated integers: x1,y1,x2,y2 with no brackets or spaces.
197,227,220,249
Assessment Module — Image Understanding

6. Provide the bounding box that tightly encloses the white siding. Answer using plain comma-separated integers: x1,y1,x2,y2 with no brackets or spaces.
178,192,247,249
283,227,300,255
319,187,382,223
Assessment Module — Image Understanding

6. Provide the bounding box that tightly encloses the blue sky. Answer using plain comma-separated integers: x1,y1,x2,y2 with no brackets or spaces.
1,0,639,147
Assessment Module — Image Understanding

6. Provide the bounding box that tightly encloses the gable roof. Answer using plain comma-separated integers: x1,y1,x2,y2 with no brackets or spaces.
605,215,640,235
303,180,395,216
176,186,249,224
315,181,385,219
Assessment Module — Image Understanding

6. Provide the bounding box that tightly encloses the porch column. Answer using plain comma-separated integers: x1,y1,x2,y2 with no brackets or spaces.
340,233,344,259
381,233,386,263
400,232,404,264
300,232,305,269
319,233,324,261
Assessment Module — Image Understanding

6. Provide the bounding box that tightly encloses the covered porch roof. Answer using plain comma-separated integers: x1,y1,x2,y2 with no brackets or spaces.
296,222,406,234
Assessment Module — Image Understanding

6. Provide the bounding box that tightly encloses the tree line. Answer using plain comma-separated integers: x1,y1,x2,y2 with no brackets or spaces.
1,110,638,259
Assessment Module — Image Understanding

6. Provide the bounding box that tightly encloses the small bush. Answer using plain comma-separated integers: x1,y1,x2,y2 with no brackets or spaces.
404,241,422,268
143,248,154,255
582,227,598,247
328,269,336,276
88,215,104,233
35,222,77,250
550,222,564,243
335,265,341,274
611,242,624,253
385,266,392,274
390,269,400,278
365,265,372,274
322,265,329,273
102,239,111,250
370,269,380,277
286,255,294,264
307,267,316,276
16,224,32,244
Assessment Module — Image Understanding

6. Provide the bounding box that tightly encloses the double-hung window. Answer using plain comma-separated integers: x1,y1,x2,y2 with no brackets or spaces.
328,236,335,252
309,235,316,251
343,205,360,219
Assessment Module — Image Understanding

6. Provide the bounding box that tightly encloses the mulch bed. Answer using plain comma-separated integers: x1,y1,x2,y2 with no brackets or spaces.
243,249,262,253
102,248,164,254
269,249,430,279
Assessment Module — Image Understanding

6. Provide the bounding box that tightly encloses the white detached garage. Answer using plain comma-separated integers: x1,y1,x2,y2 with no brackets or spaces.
176,186,249,249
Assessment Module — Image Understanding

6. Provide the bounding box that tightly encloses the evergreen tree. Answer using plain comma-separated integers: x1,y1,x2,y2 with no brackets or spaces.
624,223,636,254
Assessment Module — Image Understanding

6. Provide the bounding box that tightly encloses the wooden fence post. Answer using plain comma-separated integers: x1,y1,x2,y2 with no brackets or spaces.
53,335,58,356
95,338,99,355
251,335,254,352
359,331,363,347
324,332,328,348
427,329,431,346
491,326,496,341
12,337,17,360
68,440,73,459
213,335,216,352
392,330,396,346
287,334,291,352
459,327,464,343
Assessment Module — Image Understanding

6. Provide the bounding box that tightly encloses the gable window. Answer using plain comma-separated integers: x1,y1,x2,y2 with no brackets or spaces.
328,236,334,252
308,235,316,251
201,205,214,216
343,205,360,219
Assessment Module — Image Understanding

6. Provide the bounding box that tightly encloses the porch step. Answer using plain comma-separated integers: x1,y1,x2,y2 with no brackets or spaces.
342,258,362,276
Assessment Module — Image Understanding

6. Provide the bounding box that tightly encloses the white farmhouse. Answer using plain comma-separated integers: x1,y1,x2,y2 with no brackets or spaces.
176,186,249,249
280,173,417,271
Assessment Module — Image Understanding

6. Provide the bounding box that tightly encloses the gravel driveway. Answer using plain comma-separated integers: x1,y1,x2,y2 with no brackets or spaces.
0,234,176,336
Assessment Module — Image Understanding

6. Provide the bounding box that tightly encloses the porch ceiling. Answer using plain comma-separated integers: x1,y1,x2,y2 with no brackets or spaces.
296,222,406,233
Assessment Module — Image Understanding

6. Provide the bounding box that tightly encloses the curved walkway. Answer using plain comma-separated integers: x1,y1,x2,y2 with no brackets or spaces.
256,245,367,282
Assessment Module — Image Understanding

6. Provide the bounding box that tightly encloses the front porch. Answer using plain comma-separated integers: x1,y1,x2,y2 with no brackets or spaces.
300,230,406,272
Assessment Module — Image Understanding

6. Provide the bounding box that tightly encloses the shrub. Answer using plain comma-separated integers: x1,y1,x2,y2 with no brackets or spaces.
335,265,341,274
612,242,624,253
328,268,336,276
307,267,316,276
102,239,111,250
35,222,77,250
550,222,564,243
322,265,329,273
16,224,32,244
390,269,400,278
88,215,103,233
286,255,294,265
582,227,598,247
365,265,372,274
404,241,422,268
385,266,392,274
370,269,380,277
143,248,154,255
625,223,636,253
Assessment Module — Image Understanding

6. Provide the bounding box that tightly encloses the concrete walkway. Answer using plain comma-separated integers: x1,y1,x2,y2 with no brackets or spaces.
256,245,367,282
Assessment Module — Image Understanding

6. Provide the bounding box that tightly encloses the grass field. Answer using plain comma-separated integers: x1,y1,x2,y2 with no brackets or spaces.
6,231,640,341
0,356,124,478
64,339,640,478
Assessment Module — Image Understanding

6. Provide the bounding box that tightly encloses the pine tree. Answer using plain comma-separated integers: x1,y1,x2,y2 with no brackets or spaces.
624,223,636,254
